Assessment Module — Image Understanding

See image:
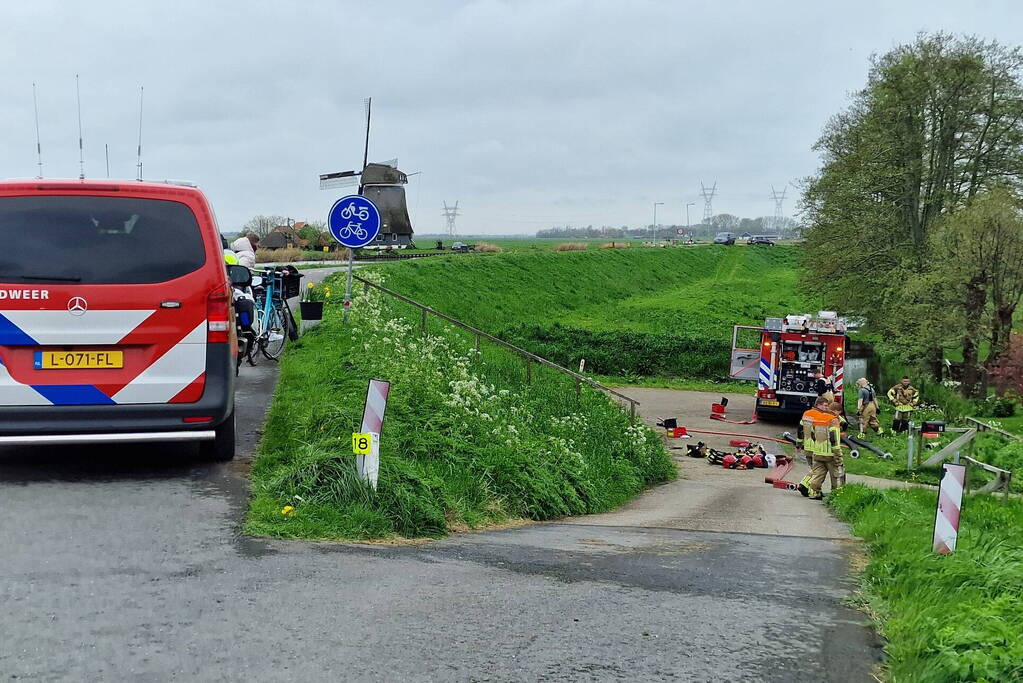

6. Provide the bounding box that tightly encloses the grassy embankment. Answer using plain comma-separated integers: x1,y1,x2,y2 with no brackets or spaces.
373,245,816,383
829,485,1023,682
368,244,1018,485
245,272,675,540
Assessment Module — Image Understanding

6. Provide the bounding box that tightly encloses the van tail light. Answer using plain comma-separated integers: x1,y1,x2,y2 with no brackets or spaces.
207,282,233,344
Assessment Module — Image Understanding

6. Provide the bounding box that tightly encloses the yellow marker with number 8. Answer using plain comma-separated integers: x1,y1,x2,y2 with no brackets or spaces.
352,432,372,454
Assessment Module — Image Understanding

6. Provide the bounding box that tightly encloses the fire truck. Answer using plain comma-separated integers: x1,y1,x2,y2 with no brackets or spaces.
729,313,847,421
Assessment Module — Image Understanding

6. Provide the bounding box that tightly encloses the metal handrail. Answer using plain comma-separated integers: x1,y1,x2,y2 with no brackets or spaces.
965,417,1023,442
353,274,640,418
963,456,1014,500
921,429,978,468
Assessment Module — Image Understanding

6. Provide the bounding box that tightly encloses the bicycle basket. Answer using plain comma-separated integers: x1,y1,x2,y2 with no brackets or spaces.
280,267,303,299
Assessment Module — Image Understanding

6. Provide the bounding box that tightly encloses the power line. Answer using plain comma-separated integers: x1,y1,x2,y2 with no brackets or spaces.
700,181,717,223
442,201,461,237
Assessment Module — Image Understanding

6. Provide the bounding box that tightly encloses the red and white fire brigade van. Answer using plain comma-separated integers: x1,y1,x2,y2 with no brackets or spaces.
730,313,846,421
0,180,236,460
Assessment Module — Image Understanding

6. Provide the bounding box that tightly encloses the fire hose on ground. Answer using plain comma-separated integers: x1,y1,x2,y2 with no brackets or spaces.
782,431,891,459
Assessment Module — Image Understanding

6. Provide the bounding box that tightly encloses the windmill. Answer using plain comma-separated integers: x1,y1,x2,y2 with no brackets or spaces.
319,98,374,191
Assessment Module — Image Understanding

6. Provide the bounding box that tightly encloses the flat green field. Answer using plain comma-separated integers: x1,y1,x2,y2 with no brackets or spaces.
416,237,641,252
372,245,815,379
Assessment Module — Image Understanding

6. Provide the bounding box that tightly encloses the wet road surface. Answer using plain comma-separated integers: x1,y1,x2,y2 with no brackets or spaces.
0,328,881,681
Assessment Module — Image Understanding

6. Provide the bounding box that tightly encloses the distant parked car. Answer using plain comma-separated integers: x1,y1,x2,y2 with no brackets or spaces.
450,241,474,252
747,235,775,245
713,232,736,245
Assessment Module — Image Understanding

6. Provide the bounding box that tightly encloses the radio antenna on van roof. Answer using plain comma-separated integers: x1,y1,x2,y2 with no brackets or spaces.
136,85,144,181
32,82,43,178
75,74,85,179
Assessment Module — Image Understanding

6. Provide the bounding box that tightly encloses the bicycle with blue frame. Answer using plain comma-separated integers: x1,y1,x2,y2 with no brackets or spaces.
251,266,300,361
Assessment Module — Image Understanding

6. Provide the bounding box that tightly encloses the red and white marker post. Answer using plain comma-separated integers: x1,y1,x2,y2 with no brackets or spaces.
357,379,390,489
932,462,966,554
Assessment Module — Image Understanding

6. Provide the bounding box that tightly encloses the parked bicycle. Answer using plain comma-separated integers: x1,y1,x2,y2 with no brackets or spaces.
250,266,301,362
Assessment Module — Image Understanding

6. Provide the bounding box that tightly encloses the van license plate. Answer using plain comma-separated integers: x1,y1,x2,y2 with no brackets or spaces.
759,399,780,407
34,351,124,370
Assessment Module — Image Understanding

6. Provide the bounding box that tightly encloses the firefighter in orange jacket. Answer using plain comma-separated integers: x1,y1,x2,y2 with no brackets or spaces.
796,397,845,500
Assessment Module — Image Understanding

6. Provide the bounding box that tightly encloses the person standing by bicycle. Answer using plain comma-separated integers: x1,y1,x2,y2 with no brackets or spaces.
230,232,260,269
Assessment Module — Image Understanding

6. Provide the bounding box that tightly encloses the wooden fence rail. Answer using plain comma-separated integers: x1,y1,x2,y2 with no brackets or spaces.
353,274,640,419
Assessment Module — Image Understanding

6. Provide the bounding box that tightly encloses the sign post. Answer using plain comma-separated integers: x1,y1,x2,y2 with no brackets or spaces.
327,194,382,323
932,462,966,554
353,379,389,489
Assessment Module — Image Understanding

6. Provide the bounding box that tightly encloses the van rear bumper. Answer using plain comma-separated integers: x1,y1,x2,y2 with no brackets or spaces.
0,345,234,439
0,430,216,445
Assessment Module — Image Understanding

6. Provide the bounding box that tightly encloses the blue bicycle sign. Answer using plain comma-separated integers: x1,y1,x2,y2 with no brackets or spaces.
328,195,381,248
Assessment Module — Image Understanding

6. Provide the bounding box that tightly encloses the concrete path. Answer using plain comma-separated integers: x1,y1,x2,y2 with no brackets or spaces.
580,387,910,536
0,380,882,681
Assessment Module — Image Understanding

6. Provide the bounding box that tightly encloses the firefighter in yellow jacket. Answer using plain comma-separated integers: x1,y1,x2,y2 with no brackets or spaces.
887,376,920,433
796,397,845,500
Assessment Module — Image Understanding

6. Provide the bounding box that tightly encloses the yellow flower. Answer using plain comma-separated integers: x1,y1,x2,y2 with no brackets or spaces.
281,505,294,515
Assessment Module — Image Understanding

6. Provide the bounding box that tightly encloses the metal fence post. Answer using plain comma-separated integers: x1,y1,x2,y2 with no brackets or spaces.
907,422,915,471
421,308,428,335
575,377,581,404
526,359,532,384
475,334,481,355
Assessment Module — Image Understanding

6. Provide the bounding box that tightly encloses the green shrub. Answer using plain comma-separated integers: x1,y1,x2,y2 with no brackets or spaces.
974,395,1019,418
504,323,731,377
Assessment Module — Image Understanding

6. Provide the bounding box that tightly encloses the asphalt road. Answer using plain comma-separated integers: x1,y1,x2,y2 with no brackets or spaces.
0,313,881,681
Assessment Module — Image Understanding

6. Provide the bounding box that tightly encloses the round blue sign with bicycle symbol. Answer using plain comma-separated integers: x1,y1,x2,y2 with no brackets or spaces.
327,195,381,248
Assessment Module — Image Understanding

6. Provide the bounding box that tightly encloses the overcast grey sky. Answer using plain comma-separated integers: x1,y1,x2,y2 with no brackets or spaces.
2,1,1019,235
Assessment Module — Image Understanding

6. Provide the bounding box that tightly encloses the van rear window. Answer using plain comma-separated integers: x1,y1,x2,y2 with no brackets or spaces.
0,196,207,284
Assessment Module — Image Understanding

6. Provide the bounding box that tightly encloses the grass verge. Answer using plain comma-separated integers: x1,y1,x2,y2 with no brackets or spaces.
828,484,1023,682
245,272,676,541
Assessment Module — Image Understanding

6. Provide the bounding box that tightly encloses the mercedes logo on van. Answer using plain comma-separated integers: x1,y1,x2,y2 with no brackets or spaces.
67,296,88,316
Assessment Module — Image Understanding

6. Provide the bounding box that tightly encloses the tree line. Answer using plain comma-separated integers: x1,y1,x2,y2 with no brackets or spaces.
802,33,1023,398
536,215,798,240
236,215,335,248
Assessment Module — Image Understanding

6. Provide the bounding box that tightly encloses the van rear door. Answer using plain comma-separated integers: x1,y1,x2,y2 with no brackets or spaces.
0,194,213,406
